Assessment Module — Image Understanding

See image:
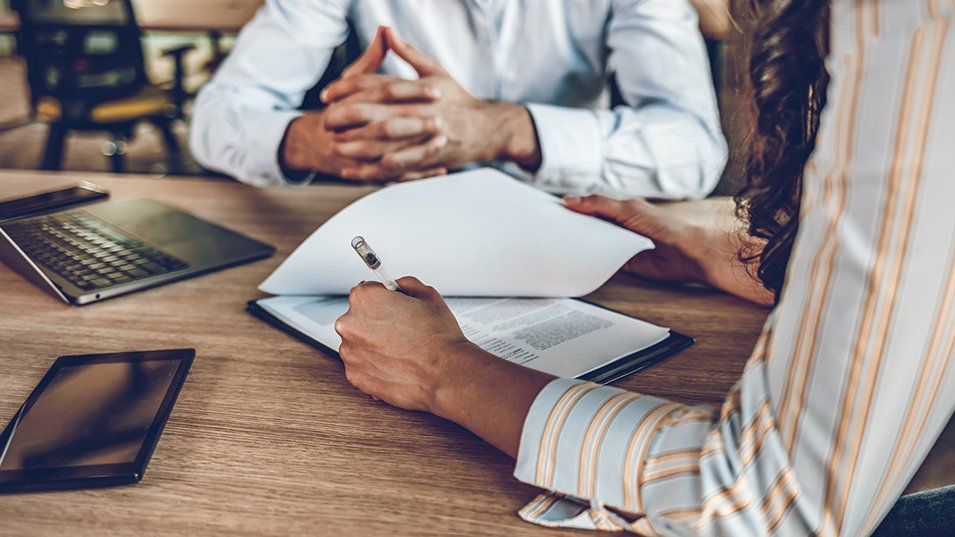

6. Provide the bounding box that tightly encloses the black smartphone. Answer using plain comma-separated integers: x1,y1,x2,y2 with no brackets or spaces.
0,349,194,494
0,182,109,222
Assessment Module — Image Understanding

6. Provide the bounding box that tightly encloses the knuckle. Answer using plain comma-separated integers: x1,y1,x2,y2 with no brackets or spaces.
352,144,375,159
382,157,406,172
324,107,343,125
360,167,386,180
342,104,365,123
383,120,400,138
331,142,349,157
383,83,399,100
334,318,349,337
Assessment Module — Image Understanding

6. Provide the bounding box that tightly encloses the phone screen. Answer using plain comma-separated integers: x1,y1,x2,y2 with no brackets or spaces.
0,185,108,221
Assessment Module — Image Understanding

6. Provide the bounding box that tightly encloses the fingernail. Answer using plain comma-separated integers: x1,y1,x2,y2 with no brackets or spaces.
435,136,448,148
563,196,582,205
320,89,330,103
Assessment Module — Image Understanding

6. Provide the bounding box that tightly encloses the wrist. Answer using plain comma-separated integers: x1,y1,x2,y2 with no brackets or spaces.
485,103,542,170
677,223,719,285
281,112,338,176
427,340,494,420
280,115,310,171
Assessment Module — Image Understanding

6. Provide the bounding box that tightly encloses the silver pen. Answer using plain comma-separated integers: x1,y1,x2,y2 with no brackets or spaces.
351,236,401,292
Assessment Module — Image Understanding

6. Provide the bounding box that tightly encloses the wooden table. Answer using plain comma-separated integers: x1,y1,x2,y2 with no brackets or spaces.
0,0,263,34
134,0,262,34
0,171,948,535
0,0,732,40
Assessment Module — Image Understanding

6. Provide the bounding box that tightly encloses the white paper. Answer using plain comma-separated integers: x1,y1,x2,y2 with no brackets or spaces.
259,168,653,298
256,295,670,379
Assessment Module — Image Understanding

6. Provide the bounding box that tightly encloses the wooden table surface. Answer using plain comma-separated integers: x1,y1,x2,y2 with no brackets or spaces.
0,171,948,536
0,0,263,34
133,0,262,33
0,0,732,39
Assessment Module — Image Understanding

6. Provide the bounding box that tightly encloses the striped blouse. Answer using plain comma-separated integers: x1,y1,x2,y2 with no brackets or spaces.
513,1,955,535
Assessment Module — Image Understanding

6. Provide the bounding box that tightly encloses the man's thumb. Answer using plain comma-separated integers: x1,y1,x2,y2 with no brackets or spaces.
383,27,446,77
342,26,389,78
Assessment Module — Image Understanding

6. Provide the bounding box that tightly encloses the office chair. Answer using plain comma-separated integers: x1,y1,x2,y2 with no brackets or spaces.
12,0,194,172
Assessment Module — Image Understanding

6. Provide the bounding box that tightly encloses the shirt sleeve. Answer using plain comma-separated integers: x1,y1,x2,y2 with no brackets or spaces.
525,0,727,199
188,0,350,187
513,2,955,535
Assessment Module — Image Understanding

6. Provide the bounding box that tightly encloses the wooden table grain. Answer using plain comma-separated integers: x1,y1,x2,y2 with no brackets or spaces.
0,171,947,536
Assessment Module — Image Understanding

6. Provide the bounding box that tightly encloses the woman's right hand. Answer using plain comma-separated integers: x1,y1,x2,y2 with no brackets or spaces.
563,195,708,284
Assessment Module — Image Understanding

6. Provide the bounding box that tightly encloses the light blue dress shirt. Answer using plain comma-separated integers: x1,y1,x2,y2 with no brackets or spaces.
190,0,727,198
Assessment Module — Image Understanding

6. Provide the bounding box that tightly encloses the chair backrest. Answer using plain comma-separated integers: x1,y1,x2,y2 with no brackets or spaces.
12,0,147,109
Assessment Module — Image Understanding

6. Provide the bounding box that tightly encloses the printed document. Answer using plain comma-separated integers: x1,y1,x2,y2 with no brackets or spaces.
255,295,670,378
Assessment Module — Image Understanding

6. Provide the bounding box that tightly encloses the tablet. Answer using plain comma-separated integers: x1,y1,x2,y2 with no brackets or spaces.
0,349,194,493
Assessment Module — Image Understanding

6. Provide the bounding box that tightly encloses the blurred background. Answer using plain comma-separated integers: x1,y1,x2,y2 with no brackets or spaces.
0,0,750,194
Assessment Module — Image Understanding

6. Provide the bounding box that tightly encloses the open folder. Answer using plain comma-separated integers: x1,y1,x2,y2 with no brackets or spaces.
249,169,693,383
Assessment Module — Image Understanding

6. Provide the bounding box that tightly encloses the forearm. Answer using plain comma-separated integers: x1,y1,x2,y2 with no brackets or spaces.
430,342,555,458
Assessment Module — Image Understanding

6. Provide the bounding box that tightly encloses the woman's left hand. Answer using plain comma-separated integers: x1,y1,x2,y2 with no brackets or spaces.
334,276,471,413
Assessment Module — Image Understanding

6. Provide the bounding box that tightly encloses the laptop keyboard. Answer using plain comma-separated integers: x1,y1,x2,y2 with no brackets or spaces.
3,211,189,292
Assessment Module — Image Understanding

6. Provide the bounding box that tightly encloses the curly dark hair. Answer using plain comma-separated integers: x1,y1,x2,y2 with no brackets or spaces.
734,0,832,303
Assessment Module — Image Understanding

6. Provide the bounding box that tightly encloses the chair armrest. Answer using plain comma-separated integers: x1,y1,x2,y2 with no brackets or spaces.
160,44,196,60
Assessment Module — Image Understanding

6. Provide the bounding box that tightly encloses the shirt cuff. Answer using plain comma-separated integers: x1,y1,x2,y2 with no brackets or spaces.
514,378,610,492
524,103,604,192
518,492,637,531
243,110,310,187
514,378,646,532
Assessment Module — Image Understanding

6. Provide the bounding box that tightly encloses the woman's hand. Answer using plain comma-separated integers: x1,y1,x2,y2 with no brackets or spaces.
563,195,708,284
564,195,774,306
334,276,556,457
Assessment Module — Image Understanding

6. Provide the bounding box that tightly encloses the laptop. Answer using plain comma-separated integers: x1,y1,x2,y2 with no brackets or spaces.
0,182,275,305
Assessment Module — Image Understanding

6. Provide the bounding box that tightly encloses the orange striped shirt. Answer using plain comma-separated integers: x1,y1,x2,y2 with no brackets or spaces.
513,1,955,534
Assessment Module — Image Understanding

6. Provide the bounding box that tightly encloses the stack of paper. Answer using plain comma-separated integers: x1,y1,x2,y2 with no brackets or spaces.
259,168,654,298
